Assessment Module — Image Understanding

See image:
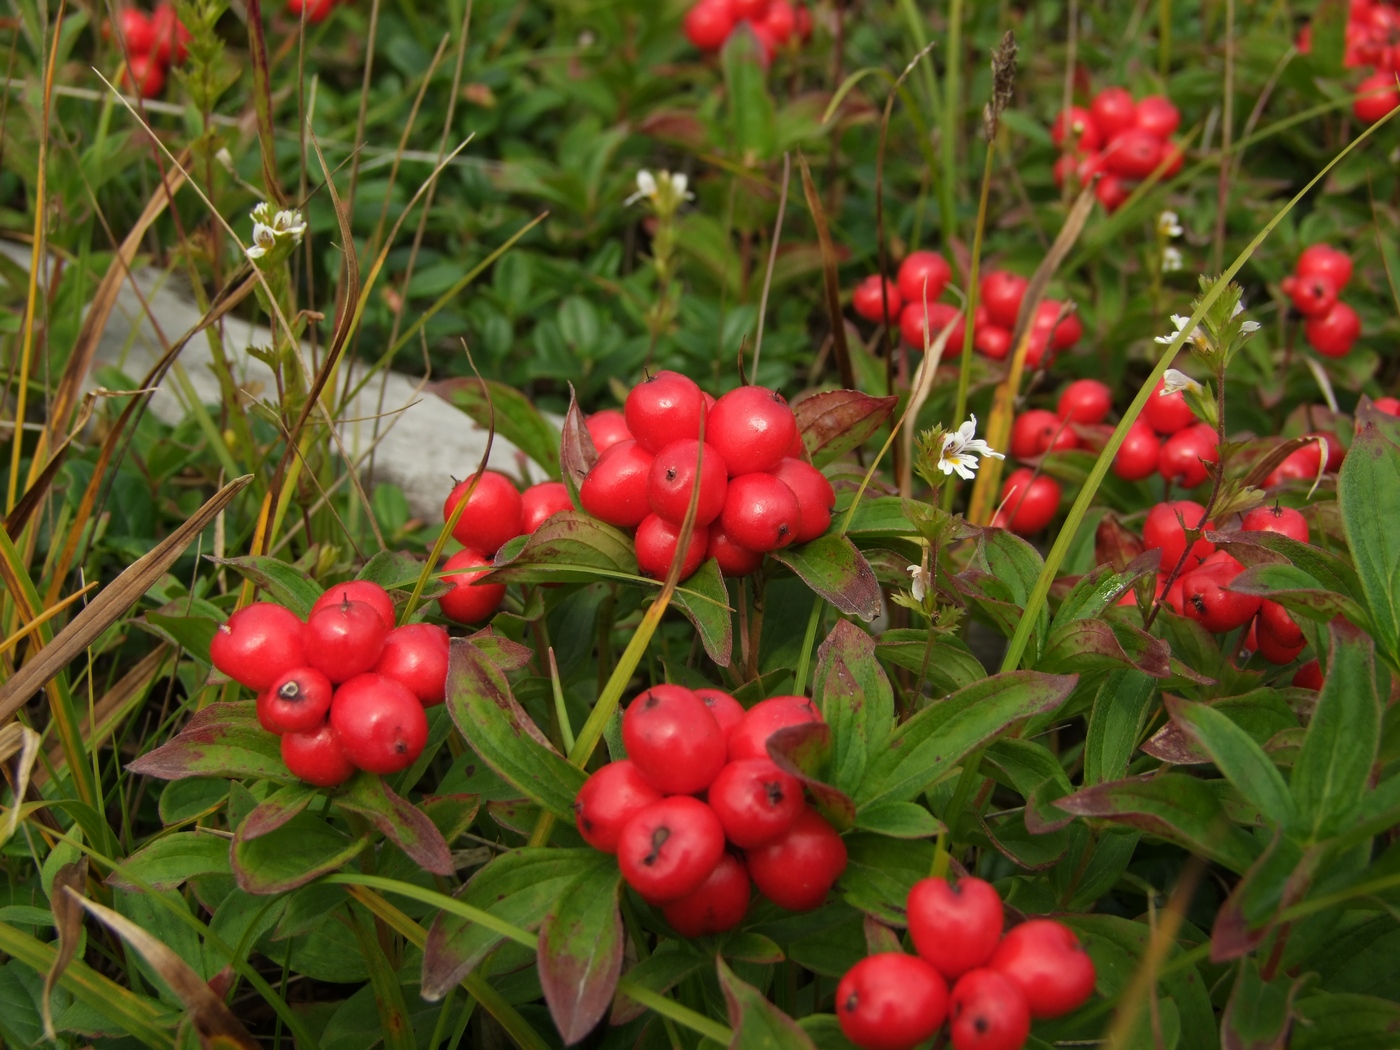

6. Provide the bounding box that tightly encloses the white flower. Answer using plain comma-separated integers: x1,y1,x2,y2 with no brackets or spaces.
1157,210,1183,238
907,564,932,602
245,202,306,262
1155,314,1194,345
1161,246,1183,272
626,170,658,204
938,414,1005,481
1160,368,1202,396
1231,299,1261,333
625,169,694,207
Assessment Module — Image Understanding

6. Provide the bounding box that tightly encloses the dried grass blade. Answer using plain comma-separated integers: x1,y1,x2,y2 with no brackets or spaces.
798,154,855,390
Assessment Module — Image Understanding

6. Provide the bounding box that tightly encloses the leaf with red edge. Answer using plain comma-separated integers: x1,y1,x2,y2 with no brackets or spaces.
772,535,881,622
538,862,624,1045
237,783,317,841
334,772,454,876
718,957,818,1050
231,812,368,895
767,722,857,831
811,619,893,794
1211,831,1316,963
481,511,638,586
793,390,898,467
560,383,599,505
1096,514,1148,572
465,627,535,672
127,701,290,784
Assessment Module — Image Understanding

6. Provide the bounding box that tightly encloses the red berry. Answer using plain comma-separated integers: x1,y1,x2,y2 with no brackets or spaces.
727,695,822,761
1094,173,1131,212
581,439,655,528
907,876,1005,980
1158,422,1219,488
312,580,395,629
708,526,765,576
974,325,1012,360
1011,409,1076,459
1293,659,1323,689
1305,301,1361,358
980,271,1028,329
287,0,337,23
900,302,964,352
374,624,450,706
1355,70,1400,123
1181,551,1260,632
1143,500,1215,571
1241,503,1309,543
573,760,664,853
684,0,736,50
1090,86,1137,139
648,439,729,526
836,953,949,1050
438,549,506,624
1297,244,1354,290
662,853,751,936
1283,272,1339,317
305,600,390,684
746,807,847,911
443,472,524,557
793,2,811,40
998,469,1061,535
521,482,574,535
634,514,710,581
281,722,356,788
622,684,727,795
258,667,334,735
852,275,903,323
117,9,155,53
1051,106,1102,151
1134,94,1181,138
707,759,804,848
586,409,632,453
1159,140,1185,177
1377,397,1400,417
771,459,834,543
330,673,429,775
1258,599,1305,650
1256,617,1303,667
1144,378,1199,434
1310,431,1346,471
732,0,770,17
1113,421,1161,481
707,386,798,475
896,251,953,308
1052,151,1079,190
763,0,796,44
123,53,166,98
1032,299,1082,351
720,473,801,552
1057,379,1113,424
625,371,706,454
695,688,745,737
990,919,1096,1019
210,603,307,691
949,969,1032,1050
617,796,726,903
1104,128,1164,178
151,3,190,64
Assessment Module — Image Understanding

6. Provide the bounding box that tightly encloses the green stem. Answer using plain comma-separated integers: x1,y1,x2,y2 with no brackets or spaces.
940,0,962,246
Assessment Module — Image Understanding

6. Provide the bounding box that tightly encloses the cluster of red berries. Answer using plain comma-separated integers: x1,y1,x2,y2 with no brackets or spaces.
851,255,1082,368
109,3,190,99
578,372,834,580
573,689,846,932
1297,1,1400,122
1280,244,1361,359
1108,377,1220,490
683,0,812,60
210,582,450,788
835,876,1095,1050
1051,87,1184,212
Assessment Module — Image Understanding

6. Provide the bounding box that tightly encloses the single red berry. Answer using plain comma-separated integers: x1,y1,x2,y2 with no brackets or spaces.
1310,431,1345,471
900,301,964,352
648,439,729,526
708,526,765,576
793,1,812,41
258,667,334,735
1011,409,1077,460
1241,503,1309,543
896,251,953,308
707,759,804,848
727,695,823,761
762,0,795,44
617,796,726,903
907,876,1005,980
573,760,664,853
980,271,1028,329
622,685,727,795
990,919,1097,1019
625,371,706,454
1159,139,1185,177
852,274,903,323
374,623,450,706
1090,86,1137,139
1293,659,1323,689
948,969,1032,1050
1094,172,1130,212
287,0,337,23
747,806,847,911
581,439,655,527
1160,574,1186,616
1158,422,1219,488
662,853,751,937
1305,301,1361,358
836,953,949,1050
1104,128,1164,177
1181,552,1260,633
1052,150,1079,190
1134,94,1181,138
329,673,429,775
707,386,798,475
1143,500,1215,572
732,0,770,17
521,482,574,535
1283,272,1339,317
771,459,834,543
586,409,632,453
312,580,395,629
123,53,166,98
634,514,710,581
1113,421,1161,481
974,325,1012,360
1377,396,1400,417
281,722,356,788
998,469,1061,535
684,0,736,50
1256,601,1305,663
1355,70,1400,123
695,688,745,737
305,600,390,684
1051,105,1102,151
443,472,524,557
438,549,506,624
210,603,307,691
117,9,155,53
1057,379,1113,425
1297,244,1354,290
1266,442,1325,487
1144,378,1199,434
150,3,191,64
720,474,801,552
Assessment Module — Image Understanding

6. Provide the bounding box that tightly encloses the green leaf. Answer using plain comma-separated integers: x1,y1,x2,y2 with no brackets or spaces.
108,833,231,892
237,782,317,841
1037,616,1170,679
793,392,898,468
669,558,734,666
1339,424,1400,667
538,862,623,1044
1212,529,1365,605
717,956,817,1049
812,620,893,795
143,611,220,661
1292,620,1381,841
559,385,598,507
839,496,915,541
231,812,367,895
853,801,943,839
767,723,857,830
481,511,639,585
333,773,454,876
157,778,229,826
611,946,706,1025
1230,563,1370,629
798,1015,860,1050
445,638,586,823
838,833,934,926
1050,560,1154,631
1291,992,1400,1050
982,810,1070,870
431,377,561,479
875,629,987,693
355,550,431,593
855,671,1076,809
772,535,882,622
345,911,416,1050
1169,697,1296,828
721,28,777,161
127,702,291,784
209,556,324,618
1083,671,1157,786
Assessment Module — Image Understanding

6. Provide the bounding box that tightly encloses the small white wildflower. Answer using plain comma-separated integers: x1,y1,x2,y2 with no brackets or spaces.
245,203,306,262
626,170,658,205
907,564,932,602
1155,314,1194,345
1160,368,1202,396
938,414,1005,481
1161,246,1184,272
1157,210,1183,238
625,169,694,207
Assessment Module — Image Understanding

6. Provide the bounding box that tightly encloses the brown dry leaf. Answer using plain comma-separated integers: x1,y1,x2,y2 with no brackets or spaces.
43,858,88,1040
0,722,40,845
